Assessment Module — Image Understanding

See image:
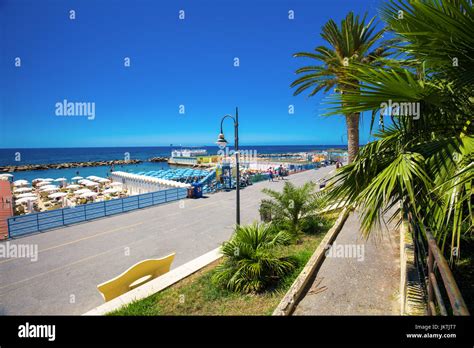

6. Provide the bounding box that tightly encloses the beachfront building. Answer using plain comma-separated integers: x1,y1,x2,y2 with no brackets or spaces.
110,171,191,195
168,148,208,166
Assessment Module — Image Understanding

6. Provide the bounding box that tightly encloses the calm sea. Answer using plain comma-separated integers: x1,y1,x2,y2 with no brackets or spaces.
0,145,345,182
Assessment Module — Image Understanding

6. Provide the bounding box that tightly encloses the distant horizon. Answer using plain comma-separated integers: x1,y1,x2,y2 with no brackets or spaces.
0,144,350,150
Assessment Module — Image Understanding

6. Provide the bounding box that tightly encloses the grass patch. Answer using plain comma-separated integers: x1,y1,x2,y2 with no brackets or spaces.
109,227,331,316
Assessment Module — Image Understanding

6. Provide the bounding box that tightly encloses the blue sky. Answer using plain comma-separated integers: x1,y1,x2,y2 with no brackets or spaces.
0,0,384,148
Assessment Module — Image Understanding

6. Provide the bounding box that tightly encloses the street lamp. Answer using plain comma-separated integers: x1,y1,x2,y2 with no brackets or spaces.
216,107,240,225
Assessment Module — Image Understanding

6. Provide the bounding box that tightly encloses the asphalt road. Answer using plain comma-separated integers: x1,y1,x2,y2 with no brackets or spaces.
0,165,335,315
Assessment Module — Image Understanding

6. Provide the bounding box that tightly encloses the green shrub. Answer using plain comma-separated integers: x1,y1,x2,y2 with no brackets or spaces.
212,223,296,293
301,214,331,234
262,181,324,238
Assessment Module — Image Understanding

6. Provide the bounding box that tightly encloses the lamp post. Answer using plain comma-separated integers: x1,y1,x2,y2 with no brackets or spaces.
216,107,240,225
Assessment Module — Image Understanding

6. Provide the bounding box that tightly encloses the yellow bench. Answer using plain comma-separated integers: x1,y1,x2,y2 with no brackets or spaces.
97,253,175,302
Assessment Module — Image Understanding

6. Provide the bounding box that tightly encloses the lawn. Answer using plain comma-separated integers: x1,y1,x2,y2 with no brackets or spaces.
109,227,331,316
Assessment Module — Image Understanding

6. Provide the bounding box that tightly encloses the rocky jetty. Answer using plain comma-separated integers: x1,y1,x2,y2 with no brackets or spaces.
0,159,142,172
148,157,169,162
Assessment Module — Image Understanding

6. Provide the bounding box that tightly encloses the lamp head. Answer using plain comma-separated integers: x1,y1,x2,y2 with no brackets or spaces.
216,133,228,149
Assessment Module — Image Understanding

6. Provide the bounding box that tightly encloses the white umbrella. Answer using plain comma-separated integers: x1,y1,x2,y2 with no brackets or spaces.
84,181,99,187
75,189,92,195
36,181,50,187
54,178,67,182
41,187,58,193
49,192,67,199
71,176,83,180
16,196,37,204
14,187,33,193
16,193,37,198
0,173,14,177
80,192,97,198
13,180,29,187
98,178,110,183
40,185,58,190
66,184,81,190
103,188,120,194
42,178,54,182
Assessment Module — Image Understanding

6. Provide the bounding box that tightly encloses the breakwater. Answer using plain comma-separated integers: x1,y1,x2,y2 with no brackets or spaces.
0,159,142,172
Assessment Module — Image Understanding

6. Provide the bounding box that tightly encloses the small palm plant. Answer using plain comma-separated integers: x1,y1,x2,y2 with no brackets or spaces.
212,223,295,293
262,181,322,238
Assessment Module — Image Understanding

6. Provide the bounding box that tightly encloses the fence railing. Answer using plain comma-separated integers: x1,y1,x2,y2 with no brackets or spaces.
409,212,470,316
7,188,188,238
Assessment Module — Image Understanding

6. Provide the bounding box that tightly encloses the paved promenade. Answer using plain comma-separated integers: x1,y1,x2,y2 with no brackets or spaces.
293,210,400,315
0,166,335,315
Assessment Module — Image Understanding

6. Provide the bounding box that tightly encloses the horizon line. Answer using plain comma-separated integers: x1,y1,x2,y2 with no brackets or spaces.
0,144,351,150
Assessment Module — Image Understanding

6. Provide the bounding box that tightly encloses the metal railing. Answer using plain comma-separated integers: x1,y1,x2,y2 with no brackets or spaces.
7,187,187,238
410,213,470,316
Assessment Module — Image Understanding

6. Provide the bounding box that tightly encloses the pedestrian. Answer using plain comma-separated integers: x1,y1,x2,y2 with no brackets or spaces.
278,164,284,180
268,167,274,182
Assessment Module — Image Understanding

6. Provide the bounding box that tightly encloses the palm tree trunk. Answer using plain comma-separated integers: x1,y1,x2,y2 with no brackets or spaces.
345,112,360,163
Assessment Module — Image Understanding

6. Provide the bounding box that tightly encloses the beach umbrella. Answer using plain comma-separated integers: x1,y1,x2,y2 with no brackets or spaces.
40,184,58,190
13,179,29,187
109,182,123,187
16,193,37,198
54,178,67,182
16,196,37,204
49,192,67,199
66,184,81,190
36,181,50,187
75,189,92,195
71,176,83,180
98,178,110,183
42,178,54,182
14,187,33,193
41,187,59,192
103,188,120,194
0,173,14,177
80,192,97,198
84,181,99,187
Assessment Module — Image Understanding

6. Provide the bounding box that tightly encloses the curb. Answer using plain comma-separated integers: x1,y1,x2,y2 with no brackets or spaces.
272,207,350,316
83,247,222,315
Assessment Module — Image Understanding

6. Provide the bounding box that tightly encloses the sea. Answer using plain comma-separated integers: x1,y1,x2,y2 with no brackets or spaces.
0,145,346,182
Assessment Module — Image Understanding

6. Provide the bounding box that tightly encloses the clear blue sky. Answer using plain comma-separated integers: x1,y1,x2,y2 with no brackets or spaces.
0,0,384,148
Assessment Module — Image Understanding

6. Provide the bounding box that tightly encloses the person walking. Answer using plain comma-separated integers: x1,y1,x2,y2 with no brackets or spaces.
278,164,284,180
268,167,274,182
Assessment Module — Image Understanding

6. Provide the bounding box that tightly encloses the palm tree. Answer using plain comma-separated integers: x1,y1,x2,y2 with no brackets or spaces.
212,223,295,293
261,181,322,238
291,12,389,163
324,0,474,259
